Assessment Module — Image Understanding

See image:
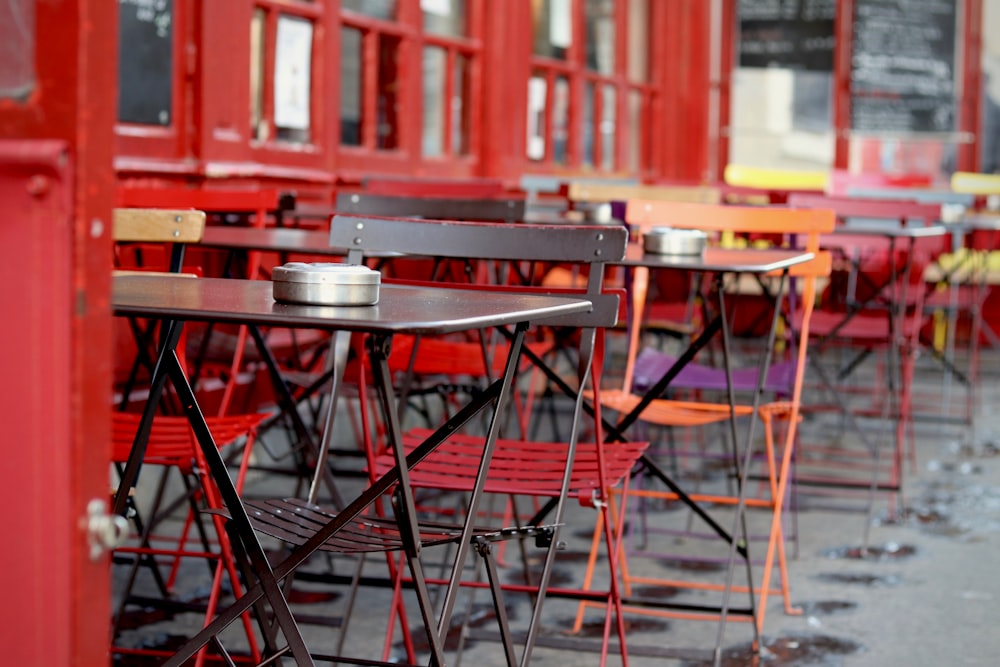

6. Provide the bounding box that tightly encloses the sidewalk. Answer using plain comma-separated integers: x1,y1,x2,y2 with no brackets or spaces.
113,347,1000,666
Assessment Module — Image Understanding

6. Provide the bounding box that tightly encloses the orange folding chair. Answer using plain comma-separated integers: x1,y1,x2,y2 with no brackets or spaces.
573,200,834,642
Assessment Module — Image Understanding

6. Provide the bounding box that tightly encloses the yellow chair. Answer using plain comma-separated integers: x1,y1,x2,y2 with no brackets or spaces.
950,171,1000,195
724,163,829,192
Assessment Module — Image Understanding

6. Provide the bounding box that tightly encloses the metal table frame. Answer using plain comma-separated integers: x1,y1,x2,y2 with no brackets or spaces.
111,274,590,666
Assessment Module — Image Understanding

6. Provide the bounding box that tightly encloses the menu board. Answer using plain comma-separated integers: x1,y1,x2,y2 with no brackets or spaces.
850,0,957,133
118,0,174,126
738,0,836,71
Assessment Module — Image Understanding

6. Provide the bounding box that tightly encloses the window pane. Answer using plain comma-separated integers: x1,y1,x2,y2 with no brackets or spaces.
585,0,614,75
792,70,833,132
553,76,569,164
628,90,642,172
0,0,34,99
423,0,467,37
526,75,547,160
422,46,446,157
340,27,362,145
250,9,265,140
601,84,616,170
118,0,173,125
582,82,594,167
453,53,471,155
532,0,570,60
377,34,401,149
342,0,396,21
274,15,313,143
627,0,649,82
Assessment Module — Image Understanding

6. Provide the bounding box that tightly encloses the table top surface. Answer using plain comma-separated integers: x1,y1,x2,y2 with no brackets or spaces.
619,244,814,272
112,274,591,335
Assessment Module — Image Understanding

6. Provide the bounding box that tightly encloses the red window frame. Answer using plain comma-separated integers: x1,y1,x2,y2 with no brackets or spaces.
247,0,329,178
337,0,485,181
525,0,653,176
114,0,193,176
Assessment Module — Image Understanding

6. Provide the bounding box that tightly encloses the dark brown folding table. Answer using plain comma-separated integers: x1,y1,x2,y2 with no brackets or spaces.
111,273,592,666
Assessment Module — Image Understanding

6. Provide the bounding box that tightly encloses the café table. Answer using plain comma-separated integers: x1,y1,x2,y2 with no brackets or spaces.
111,273,592,666
809,223,951,498
526,244,814,659
611,246,813,542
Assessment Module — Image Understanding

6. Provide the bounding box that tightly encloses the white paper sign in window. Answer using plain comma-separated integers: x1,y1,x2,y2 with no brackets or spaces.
274,15,313,131
421,0,451,16
527,76,547,161
550,0,572,48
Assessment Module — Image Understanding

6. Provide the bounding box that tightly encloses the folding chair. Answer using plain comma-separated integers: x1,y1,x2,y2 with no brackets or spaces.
334,215,650,666
574,200,834,641
564,181,721,340
110,208,267,666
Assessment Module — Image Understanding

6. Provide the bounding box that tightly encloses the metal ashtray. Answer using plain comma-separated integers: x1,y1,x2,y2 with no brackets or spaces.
643,227,708,256
272,262,380,306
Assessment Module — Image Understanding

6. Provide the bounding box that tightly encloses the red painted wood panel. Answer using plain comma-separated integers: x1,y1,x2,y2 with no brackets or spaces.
0,1,116,664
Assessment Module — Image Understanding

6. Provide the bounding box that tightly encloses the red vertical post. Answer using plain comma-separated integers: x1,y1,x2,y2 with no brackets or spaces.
716,0,736,182
0,2,116,665
833,0,855,170
958,0,983,171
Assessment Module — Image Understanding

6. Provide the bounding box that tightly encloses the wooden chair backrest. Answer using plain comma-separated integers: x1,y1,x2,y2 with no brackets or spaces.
112,208,206,244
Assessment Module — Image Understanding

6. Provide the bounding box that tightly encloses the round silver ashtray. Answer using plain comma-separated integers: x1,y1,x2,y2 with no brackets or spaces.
272,262,380,306
642,227,708,256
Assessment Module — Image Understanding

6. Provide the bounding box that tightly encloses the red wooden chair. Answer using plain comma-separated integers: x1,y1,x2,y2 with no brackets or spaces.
314,214,645,665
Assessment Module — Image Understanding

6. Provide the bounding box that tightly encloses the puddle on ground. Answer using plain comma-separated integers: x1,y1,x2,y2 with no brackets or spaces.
681,634,864,667
875,482,1000,537
512,565,577,587
567,616,669,638
926,460,983,475
821,542,916,561
115,607,176,632
287,587,341,604
629,584,684,600
658,557,727,573
114,634,250,666
815,572,902,587
798,600,858,616
397,603,513,654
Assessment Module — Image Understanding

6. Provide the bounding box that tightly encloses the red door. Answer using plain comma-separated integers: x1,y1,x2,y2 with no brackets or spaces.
0,2,116,664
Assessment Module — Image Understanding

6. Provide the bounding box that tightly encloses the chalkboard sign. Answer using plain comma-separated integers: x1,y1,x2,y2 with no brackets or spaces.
850,0,957,134
738,0,836,71
118,0,173,126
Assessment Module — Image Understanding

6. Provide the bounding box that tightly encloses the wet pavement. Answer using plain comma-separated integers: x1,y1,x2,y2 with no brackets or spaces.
112,346,1000,666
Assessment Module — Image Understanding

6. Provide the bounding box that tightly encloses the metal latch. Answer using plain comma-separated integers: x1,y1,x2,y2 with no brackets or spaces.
86,498,129,561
